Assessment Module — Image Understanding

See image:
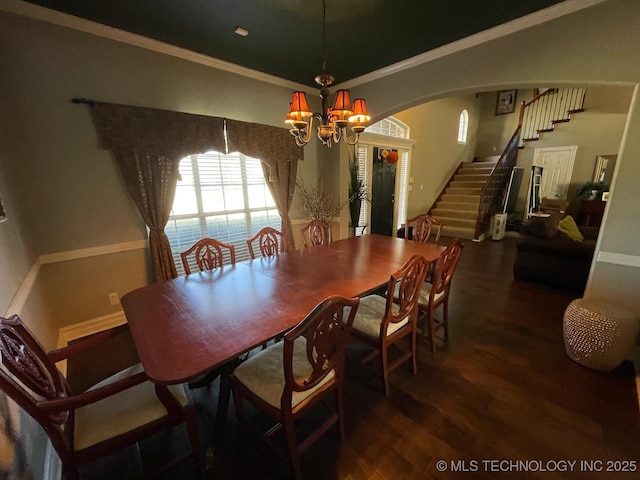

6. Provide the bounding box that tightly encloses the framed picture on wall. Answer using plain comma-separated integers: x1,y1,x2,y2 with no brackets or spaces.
495,89,517,115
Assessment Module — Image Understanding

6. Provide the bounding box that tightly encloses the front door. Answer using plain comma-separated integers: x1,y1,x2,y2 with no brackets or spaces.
533,146,577,200
370,147,396,236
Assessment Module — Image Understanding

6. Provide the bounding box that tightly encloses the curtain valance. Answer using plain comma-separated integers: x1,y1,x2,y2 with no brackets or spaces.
87,100,302,165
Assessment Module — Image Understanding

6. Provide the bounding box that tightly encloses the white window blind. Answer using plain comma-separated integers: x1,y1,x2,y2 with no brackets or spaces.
396,150,409,229
356,145,369,235
166,151,281,274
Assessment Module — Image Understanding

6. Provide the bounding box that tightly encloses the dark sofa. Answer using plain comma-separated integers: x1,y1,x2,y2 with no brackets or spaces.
513,217,599,292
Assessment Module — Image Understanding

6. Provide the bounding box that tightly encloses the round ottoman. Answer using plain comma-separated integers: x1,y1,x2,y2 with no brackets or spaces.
563,298,639,371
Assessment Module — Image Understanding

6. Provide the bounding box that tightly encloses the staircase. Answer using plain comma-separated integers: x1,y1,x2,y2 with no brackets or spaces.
428,87,586,241
519,87,585,147
430,156,499,240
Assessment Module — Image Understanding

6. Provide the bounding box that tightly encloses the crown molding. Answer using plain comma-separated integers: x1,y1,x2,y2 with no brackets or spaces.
339,0,610,89
2,0,607,93
0,0,310,92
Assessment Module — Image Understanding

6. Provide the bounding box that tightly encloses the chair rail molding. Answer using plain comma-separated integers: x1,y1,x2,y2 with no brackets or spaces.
4,240,147,318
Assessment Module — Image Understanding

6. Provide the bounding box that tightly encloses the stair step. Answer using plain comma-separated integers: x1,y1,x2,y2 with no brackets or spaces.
446,187,482,195
450,180,486,188
441,194,480,204
432,216,477,228
431,208,478,220
474,156,500,163
441,225,476,240
459,167,494,175
436,202,479,212
454,174,490,182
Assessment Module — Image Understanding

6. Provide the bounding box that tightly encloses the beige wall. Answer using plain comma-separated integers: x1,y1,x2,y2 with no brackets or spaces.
475,90,525,157
20,249,151,350
0,153,35,311
394,94,480,218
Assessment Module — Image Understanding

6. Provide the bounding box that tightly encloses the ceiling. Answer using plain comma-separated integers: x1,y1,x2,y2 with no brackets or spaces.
23,0,566,87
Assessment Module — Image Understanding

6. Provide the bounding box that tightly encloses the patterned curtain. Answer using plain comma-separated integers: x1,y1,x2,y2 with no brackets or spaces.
226,119,300,251
86,101,302,280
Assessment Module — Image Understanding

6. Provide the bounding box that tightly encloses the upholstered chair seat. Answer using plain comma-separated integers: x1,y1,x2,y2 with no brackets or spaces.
418,283,445,305
74,364,190,451
232,338,335,409
351,295,408,337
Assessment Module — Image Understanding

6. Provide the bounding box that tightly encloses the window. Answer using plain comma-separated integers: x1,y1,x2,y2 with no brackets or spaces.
457,109,469,144
365,117,410,139
360,116,413,231
166,151,281,274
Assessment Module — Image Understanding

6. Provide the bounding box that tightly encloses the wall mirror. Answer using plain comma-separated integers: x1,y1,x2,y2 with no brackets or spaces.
592,154,617,185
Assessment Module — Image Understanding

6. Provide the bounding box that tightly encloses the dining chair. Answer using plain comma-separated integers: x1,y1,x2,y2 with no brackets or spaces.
180,237,235,275
231,295,359,480
247,226,285,259
417,239,464,353
404,214,443,244
349,255,430,397
0,315,201,480
300,219,332,248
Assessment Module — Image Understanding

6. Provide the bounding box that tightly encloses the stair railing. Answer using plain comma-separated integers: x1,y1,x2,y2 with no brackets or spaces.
473,128,521,239
519,88,585,146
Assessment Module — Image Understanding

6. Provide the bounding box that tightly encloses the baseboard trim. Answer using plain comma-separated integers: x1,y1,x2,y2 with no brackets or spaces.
56,311,127,376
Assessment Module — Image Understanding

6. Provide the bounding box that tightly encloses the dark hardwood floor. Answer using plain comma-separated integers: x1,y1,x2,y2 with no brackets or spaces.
70,236,640,480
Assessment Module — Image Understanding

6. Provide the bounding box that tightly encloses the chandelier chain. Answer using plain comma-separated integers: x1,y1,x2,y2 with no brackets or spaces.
321,0,327,75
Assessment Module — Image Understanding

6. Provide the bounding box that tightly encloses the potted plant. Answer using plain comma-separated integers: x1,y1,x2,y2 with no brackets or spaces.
576,181,609,200
348,151,370,227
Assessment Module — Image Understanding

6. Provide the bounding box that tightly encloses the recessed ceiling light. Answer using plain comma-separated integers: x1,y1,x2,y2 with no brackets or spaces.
235,26,249,37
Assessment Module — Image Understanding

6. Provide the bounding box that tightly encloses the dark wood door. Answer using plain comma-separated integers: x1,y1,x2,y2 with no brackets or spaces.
370,147,396,236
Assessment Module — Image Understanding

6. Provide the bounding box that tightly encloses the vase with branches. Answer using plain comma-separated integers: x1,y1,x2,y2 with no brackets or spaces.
348,150,370,227
294,178,347,225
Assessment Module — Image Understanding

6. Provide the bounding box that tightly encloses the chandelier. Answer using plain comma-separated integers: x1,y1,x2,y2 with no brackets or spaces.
285,0,371,147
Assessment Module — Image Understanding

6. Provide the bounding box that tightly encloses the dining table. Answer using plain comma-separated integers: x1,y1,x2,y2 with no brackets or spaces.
121,233,446,443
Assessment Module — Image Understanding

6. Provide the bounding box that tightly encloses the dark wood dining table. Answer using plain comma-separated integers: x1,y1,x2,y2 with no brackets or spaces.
122,234,445,447
121,234,446,386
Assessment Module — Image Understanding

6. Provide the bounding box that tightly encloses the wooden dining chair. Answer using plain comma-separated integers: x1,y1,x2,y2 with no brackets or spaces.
300,219,332,248
231,295,359,480
247,226,285,259
404,213,443,244
180,237,235,274
0,315,201,480
349,255,430,397
417,239,464,353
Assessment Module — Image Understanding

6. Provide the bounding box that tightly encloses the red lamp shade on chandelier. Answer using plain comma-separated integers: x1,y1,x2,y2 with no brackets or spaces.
284,0,371,147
